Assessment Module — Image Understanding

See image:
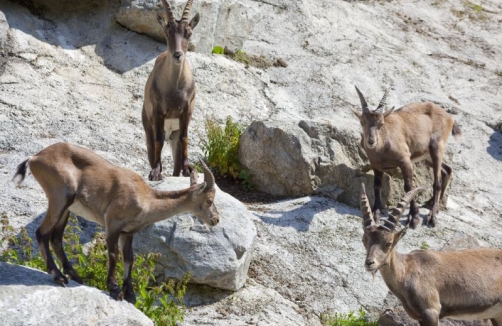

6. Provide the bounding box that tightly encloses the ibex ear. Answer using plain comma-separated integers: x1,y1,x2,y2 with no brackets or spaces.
195,181,207,195
350,106,362,119
189,13,200,29
383,106,395,118
190,169,199,186
393,225,408,246
157,13,166,28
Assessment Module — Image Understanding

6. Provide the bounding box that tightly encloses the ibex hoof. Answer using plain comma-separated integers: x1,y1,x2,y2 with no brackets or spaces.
54,274,68,287
182,164,193,177
123,287,136,304
426,212,437,228
109,286,123,301
148,169,163,181
65,268,83,284
409,215,420,229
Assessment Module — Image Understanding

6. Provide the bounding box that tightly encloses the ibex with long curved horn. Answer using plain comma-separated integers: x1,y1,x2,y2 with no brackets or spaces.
360,184,502,326
351,86,462,228
142,0,200,180
13,142,219,303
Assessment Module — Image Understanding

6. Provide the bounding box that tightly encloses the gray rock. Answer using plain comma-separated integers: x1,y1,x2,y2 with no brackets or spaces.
0,262,153,326
133,176,256,291
115,0,261,53
240,119,454,209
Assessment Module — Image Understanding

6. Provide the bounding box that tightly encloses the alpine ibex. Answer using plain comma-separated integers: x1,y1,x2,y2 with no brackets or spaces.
13,142,219,303
360,183,502,326
351,87,461,228
142,0,200,180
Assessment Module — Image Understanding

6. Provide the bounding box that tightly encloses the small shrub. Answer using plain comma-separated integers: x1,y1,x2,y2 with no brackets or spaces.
211,46,225,55
0,213,188,326
321,309,378,326
421,241,430,250
233,50,250,65
202,117,256,191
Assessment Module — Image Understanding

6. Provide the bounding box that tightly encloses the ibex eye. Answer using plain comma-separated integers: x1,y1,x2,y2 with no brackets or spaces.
386,243,392,247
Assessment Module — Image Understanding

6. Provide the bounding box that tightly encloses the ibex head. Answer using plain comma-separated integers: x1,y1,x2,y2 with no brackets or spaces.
360,183,423,274
188,160,219,226
350,86,395,149
157,0,200,65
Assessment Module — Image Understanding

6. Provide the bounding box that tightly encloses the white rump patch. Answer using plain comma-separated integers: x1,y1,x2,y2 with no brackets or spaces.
164,118,180,140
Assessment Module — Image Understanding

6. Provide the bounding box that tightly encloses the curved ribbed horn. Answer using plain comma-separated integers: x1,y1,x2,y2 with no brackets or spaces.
360,183,375,228
199,159,215,190
160,0,176,23
374,88,389,114
387,187,425,229
181,0,194,21
355,86,369,113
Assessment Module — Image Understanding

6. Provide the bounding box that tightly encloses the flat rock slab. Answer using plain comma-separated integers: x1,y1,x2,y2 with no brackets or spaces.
0,262,153,326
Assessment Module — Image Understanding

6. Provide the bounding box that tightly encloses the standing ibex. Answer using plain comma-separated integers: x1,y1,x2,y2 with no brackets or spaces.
351,87,461,228
13,142,219,304
142,0,200,180
360,183,502,326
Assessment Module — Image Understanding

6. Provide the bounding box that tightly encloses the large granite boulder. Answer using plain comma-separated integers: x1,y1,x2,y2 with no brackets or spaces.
239,118,454,209
133,176,256,291
115,0,261,53
0,262,153,326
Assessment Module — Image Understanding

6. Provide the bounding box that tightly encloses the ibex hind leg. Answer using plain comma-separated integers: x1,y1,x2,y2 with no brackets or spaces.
36,197,74,286
423,161,451,209
50,210,83,284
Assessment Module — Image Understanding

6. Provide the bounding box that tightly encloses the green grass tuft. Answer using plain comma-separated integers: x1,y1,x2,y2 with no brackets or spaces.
321,309,378,326
202,116,255,190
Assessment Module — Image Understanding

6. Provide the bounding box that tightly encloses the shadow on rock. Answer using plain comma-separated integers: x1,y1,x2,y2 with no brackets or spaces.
2,0,160,73
487,129,502,161
254,196,338,232
0,261,81,287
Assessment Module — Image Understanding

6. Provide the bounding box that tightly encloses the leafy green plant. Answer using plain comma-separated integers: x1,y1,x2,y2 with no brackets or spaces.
202,116,256,190
0,213,188,326
421,241,430,250
321,309,378,326
212,46,225,55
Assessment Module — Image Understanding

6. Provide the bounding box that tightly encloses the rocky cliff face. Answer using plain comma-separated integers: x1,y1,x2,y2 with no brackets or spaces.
0,0,501,325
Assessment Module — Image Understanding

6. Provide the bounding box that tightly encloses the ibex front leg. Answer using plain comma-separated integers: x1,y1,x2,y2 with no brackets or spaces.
119,233,135,304
144,110,165,181
106,230,123,301
401,161,420,229
372,168,384,223
178,104,194,177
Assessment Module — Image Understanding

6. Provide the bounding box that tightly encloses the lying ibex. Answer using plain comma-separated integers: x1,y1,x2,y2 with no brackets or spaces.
351,87,461,228
142,0,200,180
13,142,219,303
360,184,502,326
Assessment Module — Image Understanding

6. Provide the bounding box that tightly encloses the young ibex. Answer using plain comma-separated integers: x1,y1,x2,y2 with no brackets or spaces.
351,87,462,228
13,142,219,303
142,0,200,180
360,183,502,326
